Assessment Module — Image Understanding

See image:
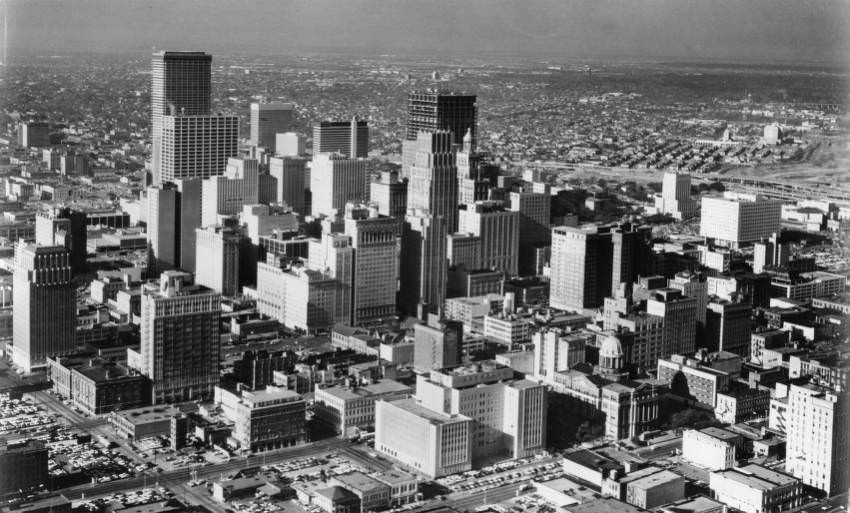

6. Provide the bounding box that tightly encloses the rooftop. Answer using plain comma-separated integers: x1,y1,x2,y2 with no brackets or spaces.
627,469,682,490
384,398,470,425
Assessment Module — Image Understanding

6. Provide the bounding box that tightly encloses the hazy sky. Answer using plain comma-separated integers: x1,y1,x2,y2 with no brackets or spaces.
6,0,850,65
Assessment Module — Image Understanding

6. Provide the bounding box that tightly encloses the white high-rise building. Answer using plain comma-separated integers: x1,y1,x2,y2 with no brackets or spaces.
195,226,241,296
785,382,848,494
532,329,588,380
457,200,519,275
12,243,76,373
308,232,354,326
275,132,306,157
146,186,179,272
201,157,259,226
269,156,308,214
654,172,697,220
256,259,340,332
310,153,366,218
549,225,612,312
158,114,239,184
700,192,783,247
407,131,459,232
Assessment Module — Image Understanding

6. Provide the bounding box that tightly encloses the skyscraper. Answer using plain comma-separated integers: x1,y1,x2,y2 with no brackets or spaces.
269,156,308,214
312,119,368,158
413,318,463,372
457,201,519,275
136,271,221,404
250,102,294,148
407,130,459,232
344,206,401,325
646,288,698,356
151,51,212,184
35,207,87,275
611,224,651,297
12,243,76,373
654,171,697,220
549,226,613,312
370,171,408,221
310,153,367,218
406,91,477,149
195,226,241,296
400,211,448,317
146,186,179,273
201,157,260,226
158,114,239,183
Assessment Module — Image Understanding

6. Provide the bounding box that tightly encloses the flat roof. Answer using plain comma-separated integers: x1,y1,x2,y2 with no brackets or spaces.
661,495,726,513
563,449,621,472
321,379,411,400
565,497,644,513
385,398,469,425
714,465,797,491
627,469,682,490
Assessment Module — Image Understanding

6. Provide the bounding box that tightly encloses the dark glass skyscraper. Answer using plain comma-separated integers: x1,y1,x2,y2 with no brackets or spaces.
406,91,477,149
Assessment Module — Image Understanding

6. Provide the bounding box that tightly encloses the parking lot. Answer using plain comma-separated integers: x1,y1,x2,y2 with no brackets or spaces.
0,392,57,438
436,455,562,496
74,486,173,512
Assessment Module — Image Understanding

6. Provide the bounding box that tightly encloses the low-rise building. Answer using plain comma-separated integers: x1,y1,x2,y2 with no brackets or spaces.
709,464,802,513
109,405,183,440
0,439,48,497
215,386,306,452
371,470,418,507
714,388,770,424
682,428,737,470
330,472,390,512
625,469,686,509
314,379,412,437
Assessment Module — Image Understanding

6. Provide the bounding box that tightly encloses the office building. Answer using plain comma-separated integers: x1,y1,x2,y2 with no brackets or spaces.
310,153,367,218
59,151,89,176
458,201,520,275
714,388,770,424
375,398,472,479
624,470,686,510
45,357,150,415
785,382,849,494
657,355,732,408
370,171,408,220
17,121,50,148
145,186,179,273
753,233,790,273
602,381,660,441
532,329,589,380
158,114,239,183
653,172,697,220
151,51,212,183
510,187,551,274
135,271,221,404
413,318,462,372
215,386,306,452
256,259,340,332
42,148,60,171
250,102,294,148
406,91,477,150
668,270,708,326
611,224,650,297
709,464,802,513
399,211,448,316
276,132,306,157
201,157,260,226
308,231,354,326
646,288,697,356
35,207,87,275
682,428,737,470
549,226,612,312
195,226,241,296
407,130,459,232
12,243,76,374
706,298,752,357
269,156,308,213
313,379,412,437
700,193,783,247
344,207,400,324
0,439,49,496
414,361,546,464
313,119,368,158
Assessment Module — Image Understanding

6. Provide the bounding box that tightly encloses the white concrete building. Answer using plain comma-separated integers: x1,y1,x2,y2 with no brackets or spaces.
194,226,240,296
310,153,366,218
654,171,697,220
201,157,260,227
709,464,801,513
699,193,783,247
682,428,736,470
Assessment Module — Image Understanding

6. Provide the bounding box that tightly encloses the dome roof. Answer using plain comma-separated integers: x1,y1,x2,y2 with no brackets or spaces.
599,334,624,360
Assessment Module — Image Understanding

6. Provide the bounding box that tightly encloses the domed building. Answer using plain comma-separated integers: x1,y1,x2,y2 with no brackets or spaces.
595,332,630,382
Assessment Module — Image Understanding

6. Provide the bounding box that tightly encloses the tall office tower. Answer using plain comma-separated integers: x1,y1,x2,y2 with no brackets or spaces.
42,148,60,171
60,151,89,177
532,329,587,380
195,226,241,296
654,171,697,220
456,143,498,205
269,156,308,213
407,130,459,231
151,51,212,184
611,224,651,297
399,211,448,317
344,206,401,325
413,318,463,372
753,232,790,273
406,91,477,150
174,178,202,272
308,231,354,326
700,192,783,248
312,119,369,158
457,201,519,275
158,114,239,184
785,382,848,495
510,186,551,275
414,362,546,464
12,243,76,373
275,132,306,157
250,102,294,148
549,226,613,312
17,122,50,148
706,298,752,357
370,171,408,220
201,157,260,226
646,288,697,356
256,257,340,332
146,186,179,273
35,207,87,275
310,153,367,218
138,271,221,404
